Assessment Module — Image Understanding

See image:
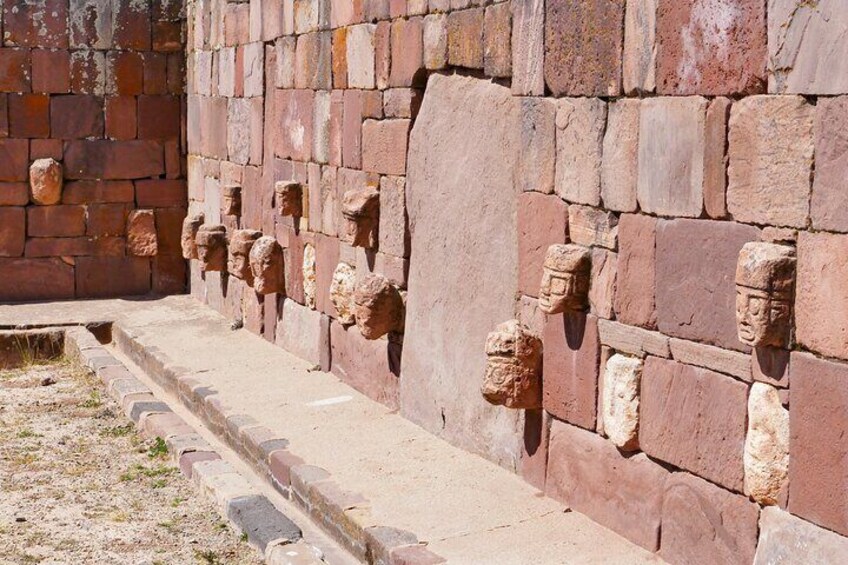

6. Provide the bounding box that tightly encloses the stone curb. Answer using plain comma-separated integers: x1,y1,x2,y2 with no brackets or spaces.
62,327,324,564
109,322,447,565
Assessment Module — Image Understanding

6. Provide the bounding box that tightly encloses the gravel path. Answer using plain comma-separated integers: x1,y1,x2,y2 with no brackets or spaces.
0,359,263,565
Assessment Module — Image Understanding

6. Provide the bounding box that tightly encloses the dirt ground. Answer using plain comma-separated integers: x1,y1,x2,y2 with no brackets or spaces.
0,359,263,565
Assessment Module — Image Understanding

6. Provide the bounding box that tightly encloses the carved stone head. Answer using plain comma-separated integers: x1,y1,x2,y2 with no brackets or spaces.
228,229,262,284
539,244,591,314
341,187,380,248
275,180,302,217
196,224,228,272
353,274,404,339
735,242,795,348
249,236,285,295
481,320,542,410
222,184,241,216
181,213,205,259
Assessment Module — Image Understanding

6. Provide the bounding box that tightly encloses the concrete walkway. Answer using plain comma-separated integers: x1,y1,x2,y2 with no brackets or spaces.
1,296,662,564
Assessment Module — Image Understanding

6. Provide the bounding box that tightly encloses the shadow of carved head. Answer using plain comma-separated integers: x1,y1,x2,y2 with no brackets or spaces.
195,224,228,272
341,187,380,248
353,274,404,339
481,320,543,410
249,236,285,295
181,213,205,260
228,229,262,284
539,244,591,314
735,242,795,348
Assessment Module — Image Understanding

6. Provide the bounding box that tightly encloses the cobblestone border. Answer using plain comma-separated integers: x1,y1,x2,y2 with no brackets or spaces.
62,326,326,565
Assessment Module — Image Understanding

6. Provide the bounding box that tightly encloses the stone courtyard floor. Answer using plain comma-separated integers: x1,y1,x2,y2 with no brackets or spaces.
0,359,261,565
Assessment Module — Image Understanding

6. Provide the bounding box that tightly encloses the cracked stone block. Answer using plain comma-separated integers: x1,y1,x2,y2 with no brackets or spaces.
744,382,789,506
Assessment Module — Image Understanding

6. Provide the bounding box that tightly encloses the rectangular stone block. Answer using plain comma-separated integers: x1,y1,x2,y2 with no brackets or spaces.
346,24,376,89
64,140,164,180
390,17,424,87
614,214,656,328
546,419,668,551
545,0,624,96
0,207,25,256
637,96,706,217
483,2,511,78
669,338,751,382
657,0,766,95
517,97,556,194
0,258,75,301
755,507,848,565
0,139,29,181
704,96,731,218
543,313,600,430
518,192,568,298
728,95,814,228
330,322,400,410
447,8,484,69
811,96,848,232
555,98,606,206
589,249,617,320
640,356,748,491
511,0,544,95
601,99,639,212
623,0,656,94
656,219,759,351
661,472,759,565
0,48,31,93
567,205,617,250
27,206,86,238
598,319,670,358
768,0,848,94
789,352,848,536
276,298,328,367
796,232,848,360
76,256,151,298
361,119,410,176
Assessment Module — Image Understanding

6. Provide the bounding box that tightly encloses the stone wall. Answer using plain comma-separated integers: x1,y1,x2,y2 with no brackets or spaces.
185,0,848,562
0,0,186,301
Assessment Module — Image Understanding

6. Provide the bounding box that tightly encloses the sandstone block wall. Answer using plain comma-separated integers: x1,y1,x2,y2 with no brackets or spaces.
0,0,186,301
185,1,848,560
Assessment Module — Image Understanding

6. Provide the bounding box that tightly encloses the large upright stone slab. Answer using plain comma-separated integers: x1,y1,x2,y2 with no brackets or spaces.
768,0,848,94
401,74,523,469
755,507,848,564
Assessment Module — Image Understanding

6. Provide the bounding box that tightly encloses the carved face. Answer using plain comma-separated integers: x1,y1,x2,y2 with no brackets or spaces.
249,236,284,295
275,181,302,217
180,213,205,260
227,229,261,284
341,187,380,248
222,185,241,216
195,225,228,272
353,274,403,339
538,244,591,314
481,320,542,410
735,242,795,348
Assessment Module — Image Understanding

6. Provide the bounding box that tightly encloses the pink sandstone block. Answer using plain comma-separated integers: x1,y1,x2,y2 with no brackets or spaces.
517,192,568,297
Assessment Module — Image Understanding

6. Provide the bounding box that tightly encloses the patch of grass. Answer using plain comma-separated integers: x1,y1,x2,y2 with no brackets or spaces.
157,517,181,533
170,496,185,507
151,478,169,489
80,390,102,409
194,550,223,565
147,437,168,459
119,463,177,483
100,423,134,438
240,532,248,542
16,428,43,439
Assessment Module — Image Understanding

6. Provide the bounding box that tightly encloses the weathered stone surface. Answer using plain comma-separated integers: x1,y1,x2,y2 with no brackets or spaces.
546,420,668,551
623,0,656,94
538,244,591,315
127,210,158,257
0,258,75,300
401,74,523,468
29,158,63,205
704,96,732,218
601,99,639,212
745,382,789,506
602,354,641,451
555,98,606,206
483,3,511,78
567,205,618,250
543,313,599,430
789,352,848,536
640,357,748,491
361,119,410,176
329,262,356,325
423,14,447,70
768,0,848,94
598,319,671,358
669,338,751,381
544,0,624,96
446,8,483,69
517,97,556,195
727,95,814,228
755,507,848,564
353,274,403,340
614,214,656,328
481,320,542,410
302,243,316,310
811,96,848,232
656,0,767,95
330,322,400,410
735,242,795,348
517,192,567,297
795,232,848,360
511,0,545,95
276,299,327,366
346,24,376,89
637,96,706,217
656,219,759,351
660,472,760,565
0,207,25,257
588,249,617,320
390,17,424,87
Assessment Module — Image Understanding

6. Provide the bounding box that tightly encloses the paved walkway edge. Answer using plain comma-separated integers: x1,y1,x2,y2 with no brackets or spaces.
62,326,327,565
107,321,446,565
